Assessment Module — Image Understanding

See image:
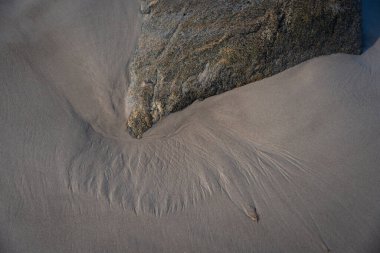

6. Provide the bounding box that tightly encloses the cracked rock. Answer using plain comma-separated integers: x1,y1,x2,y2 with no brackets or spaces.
127,0,361,138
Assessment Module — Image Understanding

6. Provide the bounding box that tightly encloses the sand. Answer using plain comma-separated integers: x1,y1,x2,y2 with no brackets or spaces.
1,0,380,252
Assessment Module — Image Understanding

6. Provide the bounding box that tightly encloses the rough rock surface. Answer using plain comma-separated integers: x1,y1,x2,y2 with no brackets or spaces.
127,0,361,138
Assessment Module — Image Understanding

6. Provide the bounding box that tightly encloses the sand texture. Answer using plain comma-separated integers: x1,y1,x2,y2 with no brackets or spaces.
0,0,380,252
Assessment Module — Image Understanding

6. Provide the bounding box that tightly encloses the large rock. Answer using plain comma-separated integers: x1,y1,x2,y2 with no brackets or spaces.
127,0,361,138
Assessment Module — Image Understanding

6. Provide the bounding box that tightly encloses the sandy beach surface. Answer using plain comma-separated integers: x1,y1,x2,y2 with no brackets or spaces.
1,1,380,252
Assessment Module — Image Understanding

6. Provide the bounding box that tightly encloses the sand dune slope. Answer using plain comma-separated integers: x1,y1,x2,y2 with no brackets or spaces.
1,1,380,252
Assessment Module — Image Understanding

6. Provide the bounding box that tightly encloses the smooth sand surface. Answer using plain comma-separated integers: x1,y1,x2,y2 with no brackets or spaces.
1,1,380,252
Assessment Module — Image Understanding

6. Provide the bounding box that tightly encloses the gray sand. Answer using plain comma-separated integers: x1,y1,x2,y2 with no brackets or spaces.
1,0,380,252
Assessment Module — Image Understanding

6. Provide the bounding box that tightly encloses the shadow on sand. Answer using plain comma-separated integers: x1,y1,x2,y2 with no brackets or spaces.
362,0,380,51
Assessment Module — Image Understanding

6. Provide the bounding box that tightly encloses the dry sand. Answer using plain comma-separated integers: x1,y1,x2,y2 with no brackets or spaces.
1,0,380,252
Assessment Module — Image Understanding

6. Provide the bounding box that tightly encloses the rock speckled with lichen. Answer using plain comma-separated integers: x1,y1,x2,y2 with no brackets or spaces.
127,0,361,138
